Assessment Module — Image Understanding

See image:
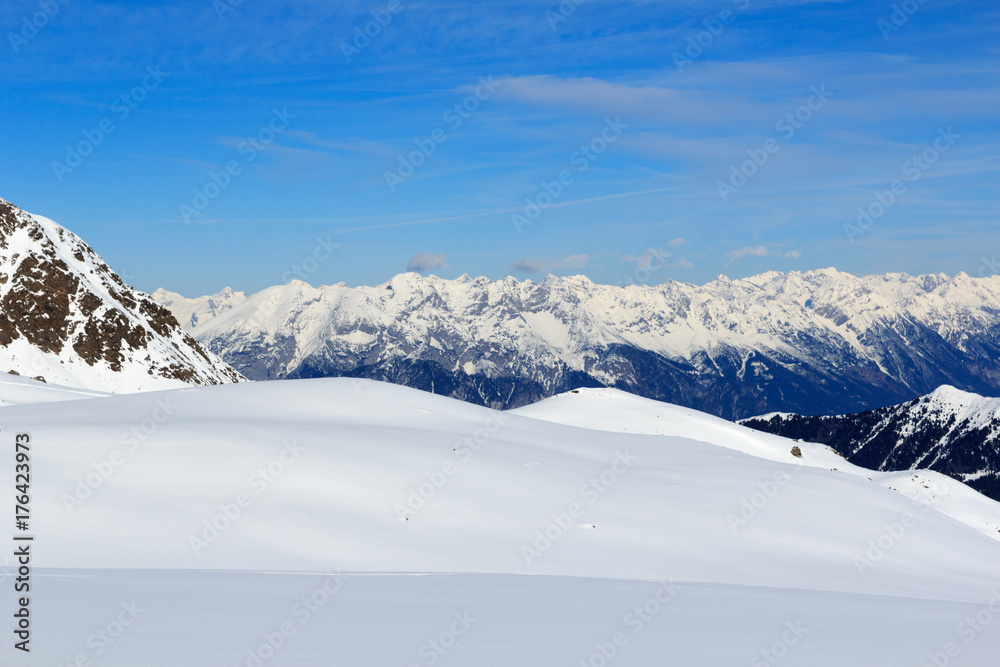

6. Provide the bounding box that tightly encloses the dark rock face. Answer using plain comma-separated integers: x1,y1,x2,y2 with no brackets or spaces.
0,198,242,389
740,389,1000,502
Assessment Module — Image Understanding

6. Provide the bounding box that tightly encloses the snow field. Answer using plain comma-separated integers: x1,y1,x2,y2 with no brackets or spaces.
1,378,999,664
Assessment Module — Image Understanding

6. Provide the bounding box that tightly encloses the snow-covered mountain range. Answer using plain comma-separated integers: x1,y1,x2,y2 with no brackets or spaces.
155,270,1000,418
0,198,242,392
742,385,1000,502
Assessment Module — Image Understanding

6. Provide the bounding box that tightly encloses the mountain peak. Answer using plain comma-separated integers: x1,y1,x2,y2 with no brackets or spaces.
924,384,1000,421
0,198,244,392
927,384,971,400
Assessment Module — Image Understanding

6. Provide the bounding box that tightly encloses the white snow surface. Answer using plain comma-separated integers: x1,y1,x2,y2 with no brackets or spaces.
0,372,108,406
514,387,1000,540
3,379,1000,664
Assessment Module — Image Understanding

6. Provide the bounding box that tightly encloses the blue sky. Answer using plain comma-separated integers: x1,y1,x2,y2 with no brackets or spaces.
1,0,998,296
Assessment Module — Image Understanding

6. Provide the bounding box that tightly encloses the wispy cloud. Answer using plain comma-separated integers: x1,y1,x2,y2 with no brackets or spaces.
623,248,670,269
494,75,765,126
4,0,997,296
727,244,801,264
510,254,590,274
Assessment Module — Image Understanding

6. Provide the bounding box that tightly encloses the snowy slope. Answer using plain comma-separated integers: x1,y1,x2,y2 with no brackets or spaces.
155,270,1000,417
742,385,1000,503
3,379,1000,664
513,387,1000,540
0,372,109,406
0,197,244,392
15,570,1000,666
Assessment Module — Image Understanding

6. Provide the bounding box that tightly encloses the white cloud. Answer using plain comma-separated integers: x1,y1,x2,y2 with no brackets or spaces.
406,252,448,272
510,259,545,274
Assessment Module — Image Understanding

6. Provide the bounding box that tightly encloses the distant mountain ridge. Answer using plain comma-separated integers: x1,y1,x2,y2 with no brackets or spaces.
154,269,1000,418
740,385,1000,502
0,197,243,392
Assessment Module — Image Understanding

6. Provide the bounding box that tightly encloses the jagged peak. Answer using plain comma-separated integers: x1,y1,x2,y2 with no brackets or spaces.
390,271,428,285
233,268,999,296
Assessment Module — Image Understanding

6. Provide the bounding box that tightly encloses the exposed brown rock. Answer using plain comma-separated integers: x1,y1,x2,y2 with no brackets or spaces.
0,197,244,388
0,254,77,354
